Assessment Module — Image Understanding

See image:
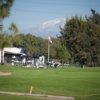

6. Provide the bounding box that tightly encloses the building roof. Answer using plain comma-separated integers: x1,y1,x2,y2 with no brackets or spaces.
4,47,25,55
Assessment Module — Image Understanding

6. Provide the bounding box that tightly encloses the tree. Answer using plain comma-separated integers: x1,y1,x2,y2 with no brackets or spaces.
0,0,14,32
9,22,19,35
86,9,100,25
60,16,86,67
56,44,71,64
60,10,100,67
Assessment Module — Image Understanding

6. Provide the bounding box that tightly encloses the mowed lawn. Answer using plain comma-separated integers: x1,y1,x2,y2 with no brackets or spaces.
0,65,100,100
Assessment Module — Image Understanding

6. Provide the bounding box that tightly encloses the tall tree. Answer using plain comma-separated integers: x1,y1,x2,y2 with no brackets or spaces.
0,0,14,32
0,0,14,64
60,16,87,67
60,10,100,67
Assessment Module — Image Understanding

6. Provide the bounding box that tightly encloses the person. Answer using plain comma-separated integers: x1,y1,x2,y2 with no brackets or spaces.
54,63,58,68
22,57,26,66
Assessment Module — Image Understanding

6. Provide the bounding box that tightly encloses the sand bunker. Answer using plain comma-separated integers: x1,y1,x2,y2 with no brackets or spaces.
0,71,14,76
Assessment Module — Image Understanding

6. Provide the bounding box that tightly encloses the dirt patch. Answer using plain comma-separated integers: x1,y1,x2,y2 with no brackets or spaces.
35,95,75,100
0,91,76,100
0,71,14,76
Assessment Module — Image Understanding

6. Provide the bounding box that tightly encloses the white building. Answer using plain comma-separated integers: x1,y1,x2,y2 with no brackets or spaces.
0,47,27,64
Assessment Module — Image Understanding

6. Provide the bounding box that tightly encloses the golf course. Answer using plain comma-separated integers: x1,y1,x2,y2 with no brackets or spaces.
0,65,100,100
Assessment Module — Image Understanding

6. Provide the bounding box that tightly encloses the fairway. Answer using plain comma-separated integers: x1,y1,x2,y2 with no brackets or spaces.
0,66,100,100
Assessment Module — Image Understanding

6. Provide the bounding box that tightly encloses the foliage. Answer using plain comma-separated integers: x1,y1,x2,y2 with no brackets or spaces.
0,0,14,32
86,9,100,24
0,33,12,49
0,33,63,60
0,0,14,18
60,10,100,67
55,41,71,63
9,22,19,35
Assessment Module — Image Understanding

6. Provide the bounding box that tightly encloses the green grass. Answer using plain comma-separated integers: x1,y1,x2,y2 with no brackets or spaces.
0,65,100,100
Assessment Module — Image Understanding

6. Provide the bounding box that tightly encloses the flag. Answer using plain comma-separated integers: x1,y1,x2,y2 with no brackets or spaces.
48,36,52,44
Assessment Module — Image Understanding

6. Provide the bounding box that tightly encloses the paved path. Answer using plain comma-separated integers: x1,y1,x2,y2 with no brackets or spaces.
0,91,75,100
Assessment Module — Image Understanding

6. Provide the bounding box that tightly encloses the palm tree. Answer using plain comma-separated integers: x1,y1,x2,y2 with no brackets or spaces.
9,22,19,35
0,0,14,64
0,0,14,33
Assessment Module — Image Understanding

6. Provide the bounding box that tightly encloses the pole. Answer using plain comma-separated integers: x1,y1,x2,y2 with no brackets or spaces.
48,39,50,63
47,32,52,63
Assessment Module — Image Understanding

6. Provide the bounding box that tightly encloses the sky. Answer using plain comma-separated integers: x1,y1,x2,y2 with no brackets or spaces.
3,0,100,38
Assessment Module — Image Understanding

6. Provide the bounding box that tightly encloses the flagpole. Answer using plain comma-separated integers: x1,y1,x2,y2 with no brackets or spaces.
48,33,52,63
48,38,50,63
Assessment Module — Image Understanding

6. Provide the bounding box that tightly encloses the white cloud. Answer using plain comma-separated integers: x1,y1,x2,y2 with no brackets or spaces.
42,18,66,29
22,18,66,38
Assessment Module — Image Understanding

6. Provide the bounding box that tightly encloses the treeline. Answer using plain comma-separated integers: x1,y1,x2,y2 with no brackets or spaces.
60,9,100,67
0,9,100,67
0,33,70,63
